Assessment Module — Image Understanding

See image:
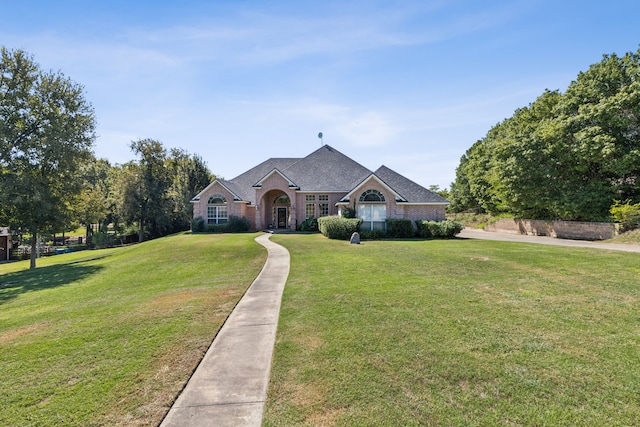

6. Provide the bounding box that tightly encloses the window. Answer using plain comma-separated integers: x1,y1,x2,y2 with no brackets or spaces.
319,203,329,217
359,189,385,202
318,194,329,201
358,189,386,231
306,194,316,202
207,194,228,224
305,203,315,219
359,204,386,231
274,195,290,204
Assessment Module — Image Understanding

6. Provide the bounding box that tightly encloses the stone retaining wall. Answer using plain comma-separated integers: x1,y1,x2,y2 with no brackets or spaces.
484,219,618,241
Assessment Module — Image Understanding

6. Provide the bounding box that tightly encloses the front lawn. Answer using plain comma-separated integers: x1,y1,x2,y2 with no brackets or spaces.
0,232,266,426
264,234,640,425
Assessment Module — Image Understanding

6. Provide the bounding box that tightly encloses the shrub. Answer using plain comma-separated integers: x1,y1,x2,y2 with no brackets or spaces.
299,217,318,232
342,206,357,219
610,200,640,232
318,216,362,240
385,219,414,238
359,229,387,240
92,231,115,249
416,220,464,238
191,217,206,232
206,216,252,233
227,215,252,232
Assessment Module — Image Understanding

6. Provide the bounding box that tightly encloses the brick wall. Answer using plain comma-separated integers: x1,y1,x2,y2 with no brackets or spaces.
485,219,618,241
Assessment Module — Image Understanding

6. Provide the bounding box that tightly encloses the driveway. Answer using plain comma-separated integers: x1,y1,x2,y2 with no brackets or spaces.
457,228,640,253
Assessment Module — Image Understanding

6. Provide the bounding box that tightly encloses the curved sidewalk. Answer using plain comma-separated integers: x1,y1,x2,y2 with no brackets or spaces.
160,232,289,427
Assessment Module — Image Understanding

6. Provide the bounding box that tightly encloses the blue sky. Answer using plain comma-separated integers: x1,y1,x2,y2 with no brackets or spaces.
2,1,639,189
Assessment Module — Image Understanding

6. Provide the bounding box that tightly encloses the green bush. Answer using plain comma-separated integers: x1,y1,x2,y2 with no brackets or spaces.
342,206,357,219
318,216,362,240
191,216,206,232
416,220,464,238
299,217,318,232
92,231,115,249
610,200,640,232
359,229,387,240
206,216,252,233
385,219,414,238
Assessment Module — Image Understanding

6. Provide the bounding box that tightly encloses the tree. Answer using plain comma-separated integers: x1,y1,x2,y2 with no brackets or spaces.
0,47,95,268
166,148,212,233
123,139,171,241
450,48,640,222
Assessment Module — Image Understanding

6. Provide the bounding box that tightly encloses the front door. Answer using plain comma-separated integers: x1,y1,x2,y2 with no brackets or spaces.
277,207,287,228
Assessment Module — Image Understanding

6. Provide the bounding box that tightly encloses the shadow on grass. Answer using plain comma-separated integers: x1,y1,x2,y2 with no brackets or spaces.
0,262,104,304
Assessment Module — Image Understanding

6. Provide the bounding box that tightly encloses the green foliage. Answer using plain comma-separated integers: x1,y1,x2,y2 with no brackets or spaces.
0,47,96,268
359,229,387,240
317,216,362,240
191,216,206,232
416,220,464,238
91,231,115,249
610,200,640,231
206,215,251,233
450,49,640,222
298,217,318,232
342,206,356,218
384,218,415,238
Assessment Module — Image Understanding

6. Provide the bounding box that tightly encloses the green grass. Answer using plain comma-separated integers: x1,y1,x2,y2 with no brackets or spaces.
0,232,266,427
263,234,640,426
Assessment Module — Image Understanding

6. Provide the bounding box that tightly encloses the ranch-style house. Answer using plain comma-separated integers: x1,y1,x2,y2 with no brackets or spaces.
191,145,449,231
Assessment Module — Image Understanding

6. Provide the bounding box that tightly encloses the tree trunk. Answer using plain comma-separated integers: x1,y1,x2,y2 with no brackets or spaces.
30,230,37,269
138,218,144,243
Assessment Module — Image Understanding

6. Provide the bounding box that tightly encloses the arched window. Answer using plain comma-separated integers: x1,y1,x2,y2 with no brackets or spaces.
359,189,385,202
207,194,228,224
274,195,290,205
358,189,386,231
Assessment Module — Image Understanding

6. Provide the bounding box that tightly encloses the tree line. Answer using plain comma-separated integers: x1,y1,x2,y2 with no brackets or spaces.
449,48,640,223
1,47,212,268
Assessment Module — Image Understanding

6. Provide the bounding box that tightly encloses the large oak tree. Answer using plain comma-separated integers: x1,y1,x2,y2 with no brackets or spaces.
0,47,95,268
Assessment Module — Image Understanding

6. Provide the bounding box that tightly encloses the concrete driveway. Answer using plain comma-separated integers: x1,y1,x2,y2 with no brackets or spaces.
458,228,640,253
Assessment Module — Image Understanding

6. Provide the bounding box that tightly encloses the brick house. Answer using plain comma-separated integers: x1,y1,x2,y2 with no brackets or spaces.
191,145,449,231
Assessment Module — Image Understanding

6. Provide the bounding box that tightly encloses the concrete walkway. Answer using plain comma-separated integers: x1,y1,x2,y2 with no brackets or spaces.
160,232,289,427
458,228,640,253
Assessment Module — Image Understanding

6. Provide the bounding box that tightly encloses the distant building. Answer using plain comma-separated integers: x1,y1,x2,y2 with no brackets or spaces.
191,145,448,231
0,227,11,261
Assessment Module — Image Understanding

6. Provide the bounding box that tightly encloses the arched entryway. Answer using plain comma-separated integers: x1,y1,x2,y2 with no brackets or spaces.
260,190,292,230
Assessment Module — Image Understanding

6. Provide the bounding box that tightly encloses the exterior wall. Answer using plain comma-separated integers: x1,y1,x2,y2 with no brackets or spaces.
192,182,254,229
294,192,344,228
485,218,619,241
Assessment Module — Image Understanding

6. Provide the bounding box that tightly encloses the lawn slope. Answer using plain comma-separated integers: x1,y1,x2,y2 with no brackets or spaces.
0,232,266,426
264,234,640,426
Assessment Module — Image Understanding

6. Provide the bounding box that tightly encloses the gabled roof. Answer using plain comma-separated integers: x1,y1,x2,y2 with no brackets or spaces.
191,179,243,202
373,165,449,204
339,173,408,203
253,168,299,189
193,145,448,206
277,145,373,192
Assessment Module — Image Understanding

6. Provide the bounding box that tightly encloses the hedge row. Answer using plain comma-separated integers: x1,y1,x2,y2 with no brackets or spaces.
416,220,464,238
191,215,252,233
317,216,362,240
316,216,464,240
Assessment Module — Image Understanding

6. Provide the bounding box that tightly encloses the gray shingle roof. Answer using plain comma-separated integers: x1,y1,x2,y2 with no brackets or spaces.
210,145,447,206
373,165,449,204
